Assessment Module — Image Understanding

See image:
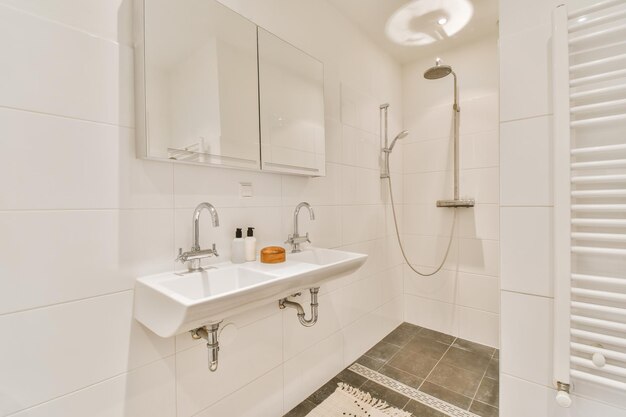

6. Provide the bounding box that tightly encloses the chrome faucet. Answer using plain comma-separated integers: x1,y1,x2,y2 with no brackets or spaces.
177,202,220,271
285,202,315,253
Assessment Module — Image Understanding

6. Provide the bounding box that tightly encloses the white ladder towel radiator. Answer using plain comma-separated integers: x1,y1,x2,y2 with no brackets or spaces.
553,0,626,408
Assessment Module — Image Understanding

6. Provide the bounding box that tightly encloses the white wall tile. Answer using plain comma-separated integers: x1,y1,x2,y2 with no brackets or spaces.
500,116,552,206
500,374,555,417
499,0,557,37
0,4,133,126
460,129,499,170
0,108,173,211
404,294,458,337
176,313,282,417
501,291,553,387
0,292,173,415
0,0,133,44
195,366,284,417
457,306,499,348
501,207,553,297
9,357,176,417
173,164,282,209
457,272,500,313
459,167,499,204
342,298,402,366
500,24,552,121
0,210,174,314
457,204,499,241
404,267,458,304
458,238,500,277
284,332,344,412
282,163,342,207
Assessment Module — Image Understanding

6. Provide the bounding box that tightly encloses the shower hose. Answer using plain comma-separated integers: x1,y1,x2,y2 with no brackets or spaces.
386,171,456,277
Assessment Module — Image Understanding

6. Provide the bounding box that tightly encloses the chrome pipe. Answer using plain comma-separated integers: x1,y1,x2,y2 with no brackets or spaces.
191,323,221,372
279,288,319,327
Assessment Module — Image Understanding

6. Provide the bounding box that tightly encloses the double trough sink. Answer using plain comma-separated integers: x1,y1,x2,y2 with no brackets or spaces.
134,248,367,337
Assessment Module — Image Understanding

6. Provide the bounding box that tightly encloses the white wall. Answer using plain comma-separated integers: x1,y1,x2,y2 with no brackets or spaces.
0,0,405,416
499,0,626,416
401,34,500,348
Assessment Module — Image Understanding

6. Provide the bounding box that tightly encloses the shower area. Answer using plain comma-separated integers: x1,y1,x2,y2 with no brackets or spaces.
287,26,500,417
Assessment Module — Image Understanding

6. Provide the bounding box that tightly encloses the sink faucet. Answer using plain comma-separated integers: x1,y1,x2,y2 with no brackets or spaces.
177,202,220,271
285,202,315,253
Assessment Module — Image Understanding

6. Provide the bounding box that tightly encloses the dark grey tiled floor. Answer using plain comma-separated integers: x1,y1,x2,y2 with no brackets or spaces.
284,322,499,417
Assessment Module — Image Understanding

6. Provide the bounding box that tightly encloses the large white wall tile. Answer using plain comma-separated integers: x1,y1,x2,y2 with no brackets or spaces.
459,167,499,204
500,116,552,206
195,366,284,417
500,374,555,417
458,238,500,277
501,291,553,387
457,306,499,348
0,210,174,314
9,358,176,417
176,313,282,417
0,292,173,415
404,294,458,337
499,0,557,37
0,108,173,210
284,332,344,412
500,24,552,121
457,272,500,313
501,207,553,297
173,164,282,209
0,5,133,126
0,0,133,44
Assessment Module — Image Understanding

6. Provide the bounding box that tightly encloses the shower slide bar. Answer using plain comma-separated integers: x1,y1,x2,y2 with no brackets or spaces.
553,0,626,407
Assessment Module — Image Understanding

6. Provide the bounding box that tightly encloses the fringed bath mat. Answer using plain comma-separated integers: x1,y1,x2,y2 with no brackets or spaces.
306,382,411,417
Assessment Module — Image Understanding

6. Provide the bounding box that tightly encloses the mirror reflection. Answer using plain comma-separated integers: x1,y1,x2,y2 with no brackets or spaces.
258,28,326,176
144,0,260,168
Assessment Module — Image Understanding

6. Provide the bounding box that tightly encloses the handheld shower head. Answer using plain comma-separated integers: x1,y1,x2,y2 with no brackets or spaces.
388,130,409,152
424,58,452,80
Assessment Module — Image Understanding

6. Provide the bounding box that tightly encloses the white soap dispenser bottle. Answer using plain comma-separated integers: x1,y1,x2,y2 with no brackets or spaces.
231,228,245,264
245,227,256,261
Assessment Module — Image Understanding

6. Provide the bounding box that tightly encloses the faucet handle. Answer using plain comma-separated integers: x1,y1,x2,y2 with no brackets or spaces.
212,243,219,257
176,248,184,262
305,233,311,244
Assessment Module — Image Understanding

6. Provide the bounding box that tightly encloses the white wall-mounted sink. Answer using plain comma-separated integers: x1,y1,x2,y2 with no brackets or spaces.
134,247,367,337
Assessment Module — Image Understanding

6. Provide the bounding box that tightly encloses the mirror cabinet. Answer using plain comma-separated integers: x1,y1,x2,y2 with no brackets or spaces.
134,0,326,176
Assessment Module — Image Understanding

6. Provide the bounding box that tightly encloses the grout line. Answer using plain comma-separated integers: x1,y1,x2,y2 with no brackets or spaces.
0,3,131,48
468,357,491,412
5,352,178,416
0,104,134,130
417,335,457,392
0,289,133,318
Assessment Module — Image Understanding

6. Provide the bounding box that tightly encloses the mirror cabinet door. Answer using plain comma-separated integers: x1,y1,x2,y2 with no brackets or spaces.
139,0,260,169
258,28,326,176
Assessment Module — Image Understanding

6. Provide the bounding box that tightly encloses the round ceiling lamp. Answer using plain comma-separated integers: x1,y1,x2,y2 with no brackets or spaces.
386,0,474,46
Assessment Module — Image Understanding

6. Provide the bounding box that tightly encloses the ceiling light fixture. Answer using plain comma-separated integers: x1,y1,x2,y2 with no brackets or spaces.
386,0,473,46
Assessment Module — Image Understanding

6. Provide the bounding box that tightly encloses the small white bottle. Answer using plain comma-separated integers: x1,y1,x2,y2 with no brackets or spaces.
231,228,246,264
245,227,256,262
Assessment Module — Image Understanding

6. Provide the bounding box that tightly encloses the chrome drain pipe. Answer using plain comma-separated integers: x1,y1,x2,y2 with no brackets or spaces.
191,322,221,372
279,288,320,327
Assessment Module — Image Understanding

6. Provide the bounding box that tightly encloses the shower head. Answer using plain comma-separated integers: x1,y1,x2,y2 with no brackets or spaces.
388,130,409,152
424,58,453,80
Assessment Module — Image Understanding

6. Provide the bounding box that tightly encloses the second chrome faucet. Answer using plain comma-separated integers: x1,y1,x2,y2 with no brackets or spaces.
285,202,315,253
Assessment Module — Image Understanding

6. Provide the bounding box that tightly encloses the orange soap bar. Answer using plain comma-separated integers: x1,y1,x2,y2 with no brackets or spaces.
260,246,286,263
